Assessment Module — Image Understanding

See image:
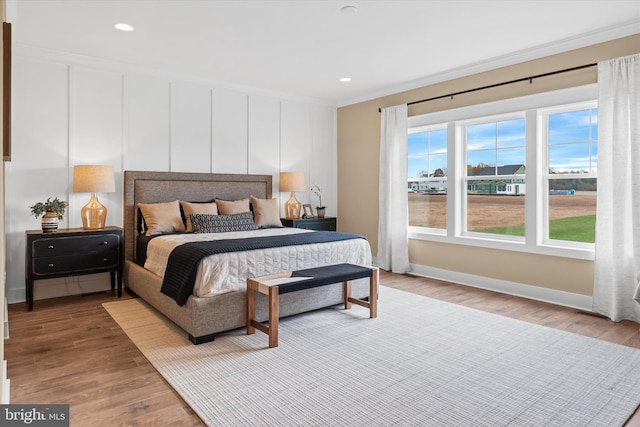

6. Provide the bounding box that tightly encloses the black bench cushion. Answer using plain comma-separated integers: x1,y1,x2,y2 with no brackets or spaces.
280,263,373,294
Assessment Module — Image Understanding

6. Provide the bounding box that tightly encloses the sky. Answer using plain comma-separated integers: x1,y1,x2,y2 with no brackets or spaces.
408,108,598,178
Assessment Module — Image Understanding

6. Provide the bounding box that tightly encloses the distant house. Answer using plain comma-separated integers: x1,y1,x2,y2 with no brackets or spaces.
408,177,448,193
468,164,526,195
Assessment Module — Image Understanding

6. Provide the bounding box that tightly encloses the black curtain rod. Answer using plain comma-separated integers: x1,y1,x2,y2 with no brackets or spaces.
378,62,597,112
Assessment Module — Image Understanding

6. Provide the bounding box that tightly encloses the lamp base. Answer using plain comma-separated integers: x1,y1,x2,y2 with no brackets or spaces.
81,193,108,230
284,192,301,219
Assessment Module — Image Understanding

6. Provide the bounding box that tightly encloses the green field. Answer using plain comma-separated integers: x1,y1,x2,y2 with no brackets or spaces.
476,214,596,243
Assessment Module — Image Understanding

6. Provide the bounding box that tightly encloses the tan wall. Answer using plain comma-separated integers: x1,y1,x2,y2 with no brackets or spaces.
337,33,640,297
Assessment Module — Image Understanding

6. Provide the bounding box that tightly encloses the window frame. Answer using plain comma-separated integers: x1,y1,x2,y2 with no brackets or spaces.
407,84,597,260
408,124,449,234
461,112,527,239
539,101,598,250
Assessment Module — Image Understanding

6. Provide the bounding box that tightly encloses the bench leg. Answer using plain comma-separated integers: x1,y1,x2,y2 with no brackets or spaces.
268,286,279,348
369,269,378,319
246,285,255,335
344,269,378,318
247,283,280,348
344,281,352,309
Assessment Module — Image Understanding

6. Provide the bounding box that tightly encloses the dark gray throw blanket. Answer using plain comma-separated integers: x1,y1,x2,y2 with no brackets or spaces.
160,231,366,305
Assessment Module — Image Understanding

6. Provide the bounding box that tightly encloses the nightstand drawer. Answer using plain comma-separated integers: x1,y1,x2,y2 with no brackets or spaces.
33,250,119,276
32,234,120,257
297,221,336,231
281,217,337,231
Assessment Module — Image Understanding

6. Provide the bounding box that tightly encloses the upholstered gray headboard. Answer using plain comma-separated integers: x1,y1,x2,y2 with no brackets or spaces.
123,171,273,262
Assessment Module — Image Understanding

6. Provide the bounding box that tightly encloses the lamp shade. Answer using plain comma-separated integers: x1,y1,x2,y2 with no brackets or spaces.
73,165,116,193
279,172,306,192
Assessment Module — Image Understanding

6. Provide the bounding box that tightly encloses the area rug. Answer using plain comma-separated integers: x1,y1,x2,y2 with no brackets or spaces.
103,286,640,426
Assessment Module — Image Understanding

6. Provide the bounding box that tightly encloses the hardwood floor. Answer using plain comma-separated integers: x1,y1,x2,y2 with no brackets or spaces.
6,291,203,426
6,271,640,426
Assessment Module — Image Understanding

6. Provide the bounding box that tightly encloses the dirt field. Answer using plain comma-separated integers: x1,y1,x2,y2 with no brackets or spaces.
408,191,596,230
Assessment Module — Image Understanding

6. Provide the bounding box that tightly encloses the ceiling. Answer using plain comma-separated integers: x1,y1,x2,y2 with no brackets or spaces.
9,1,640,106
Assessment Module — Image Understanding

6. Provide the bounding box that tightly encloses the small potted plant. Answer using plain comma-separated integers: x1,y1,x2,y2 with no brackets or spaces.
29,197,69,232
310,185,326,218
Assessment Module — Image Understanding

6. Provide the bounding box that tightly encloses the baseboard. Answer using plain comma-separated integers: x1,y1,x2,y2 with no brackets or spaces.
6,288,22,305
408,263,593,312
7,274,111,304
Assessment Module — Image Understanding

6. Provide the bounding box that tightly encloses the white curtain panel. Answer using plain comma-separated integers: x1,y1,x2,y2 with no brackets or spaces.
377,104,410,273
593,54,640,322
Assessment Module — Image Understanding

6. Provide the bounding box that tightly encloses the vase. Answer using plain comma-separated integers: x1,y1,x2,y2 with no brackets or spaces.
316,207,326,218
41,211,59,233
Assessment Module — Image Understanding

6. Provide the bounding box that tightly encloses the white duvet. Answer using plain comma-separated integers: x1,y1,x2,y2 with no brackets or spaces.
144,228,373,297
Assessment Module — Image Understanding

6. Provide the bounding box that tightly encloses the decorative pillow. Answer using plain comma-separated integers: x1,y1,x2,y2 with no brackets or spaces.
190,212,258,233
216,198,250,215
250,196,283,228
138,200,185,236
180,201,218,232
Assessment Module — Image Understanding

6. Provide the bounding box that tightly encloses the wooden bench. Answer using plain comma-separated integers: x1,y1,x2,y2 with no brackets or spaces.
246,263,378,348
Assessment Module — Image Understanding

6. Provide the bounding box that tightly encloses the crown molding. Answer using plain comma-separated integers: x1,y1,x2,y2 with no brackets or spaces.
337,18,640,108
12,16,640,110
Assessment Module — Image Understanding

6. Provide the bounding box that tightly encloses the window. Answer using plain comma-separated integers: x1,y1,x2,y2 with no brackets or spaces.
408,127,447,229
407,85,597,259
464,117,526,238
543,104,597,244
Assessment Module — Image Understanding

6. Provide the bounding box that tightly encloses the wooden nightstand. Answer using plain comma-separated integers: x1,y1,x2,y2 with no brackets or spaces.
280,217,336,231
25,227,123,311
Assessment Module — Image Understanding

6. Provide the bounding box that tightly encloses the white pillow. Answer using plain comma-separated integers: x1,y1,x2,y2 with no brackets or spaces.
138,200,185,236
216,198,250,215
250,196,283,228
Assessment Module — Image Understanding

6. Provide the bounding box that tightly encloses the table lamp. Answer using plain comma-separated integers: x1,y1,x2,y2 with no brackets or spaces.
73,165,116,229
279,171,305,219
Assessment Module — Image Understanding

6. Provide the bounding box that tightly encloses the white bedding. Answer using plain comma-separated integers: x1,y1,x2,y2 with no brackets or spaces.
144,228,372,297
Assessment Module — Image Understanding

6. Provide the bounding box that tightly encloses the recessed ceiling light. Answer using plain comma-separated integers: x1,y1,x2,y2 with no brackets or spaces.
341,6,358,14
339,77,352,83
114,23,134,32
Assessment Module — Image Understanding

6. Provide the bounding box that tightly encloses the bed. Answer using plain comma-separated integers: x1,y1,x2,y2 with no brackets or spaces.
123,170,373,344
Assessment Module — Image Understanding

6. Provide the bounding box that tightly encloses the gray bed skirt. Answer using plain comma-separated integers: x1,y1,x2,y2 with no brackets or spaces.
124,260,370,344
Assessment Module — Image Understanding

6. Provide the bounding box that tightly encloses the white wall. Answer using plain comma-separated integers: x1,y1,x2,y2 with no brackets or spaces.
5,49,337,304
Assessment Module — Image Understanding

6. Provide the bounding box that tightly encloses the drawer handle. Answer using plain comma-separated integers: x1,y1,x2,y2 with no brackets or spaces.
47,245,54,249
48,263,54,267
100,241,109,245
102,258,108,262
